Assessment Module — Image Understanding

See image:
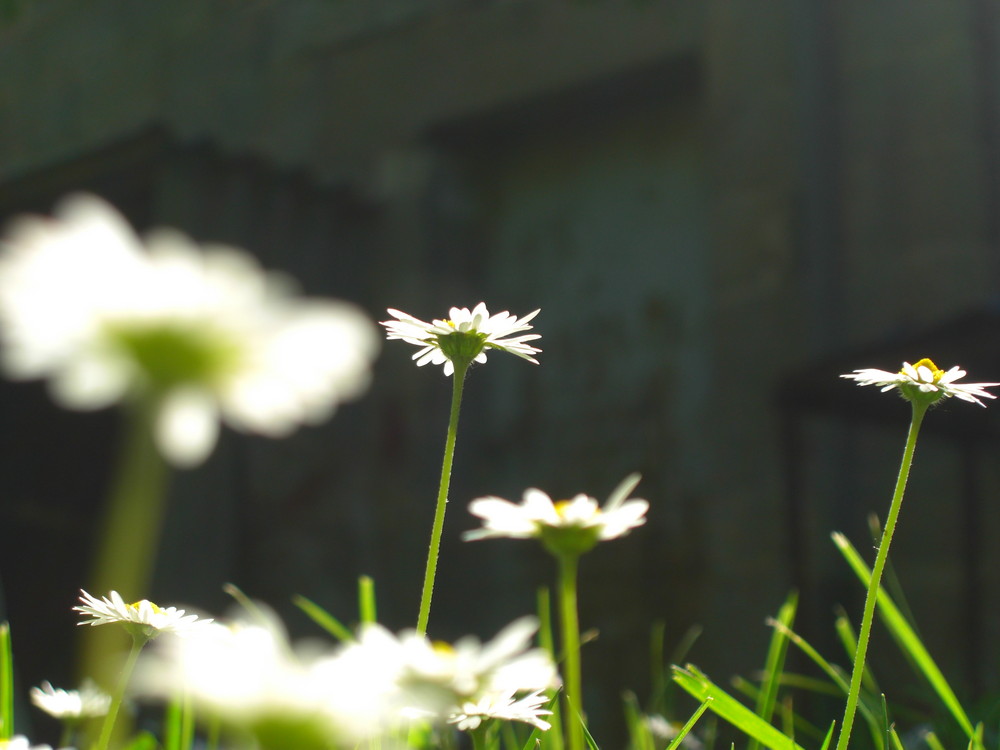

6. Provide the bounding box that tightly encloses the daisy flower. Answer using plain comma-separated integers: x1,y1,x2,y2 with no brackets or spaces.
136,605,410,745
335,616,558,727
74,589,210,642
381,303,540,376
464,473,648,556
447,689,553,732
0,194,379,466
30,680,111,720
841,358,998,407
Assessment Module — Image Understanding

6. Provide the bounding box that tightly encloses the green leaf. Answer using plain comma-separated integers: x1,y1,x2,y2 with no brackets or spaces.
818,721,836,750
665,698,713,750
0,623,12,740
358,575,377,625
292,594,353,642
833,533,980,746
749,592,797,750
672,665,806,750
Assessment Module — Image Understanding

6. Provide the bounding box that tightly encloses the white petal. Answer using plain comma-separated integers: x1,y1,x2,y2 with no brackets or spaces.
155,388,220,467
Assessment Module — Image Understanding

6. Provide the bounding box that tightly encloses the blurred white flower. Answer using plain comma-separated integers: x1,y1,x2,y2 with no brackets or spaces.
74,589,211,642
397,616,557,699
337,615,558,732
135,613,397,746
841,358,998,408
137,606,557,742
0,194,379,466
465,474,648,555
381,303,540,376
30,679,110,720
448,689,552,732
0,736,68,750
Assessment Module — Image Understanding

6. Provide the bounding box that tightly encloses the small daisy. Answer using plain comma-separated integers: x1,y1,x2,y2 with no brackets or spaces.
448,689,553,732
30,680,110,720
0,195,379,466
841,358,999,407
381,303,540,376
74,590,210,642
465,473,648,556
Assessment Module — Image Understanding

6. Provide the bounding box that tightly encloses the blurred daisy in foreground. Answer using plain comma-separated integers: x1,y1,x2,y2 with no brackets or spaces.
0,194,379,466
136,611,402,746
465,473,648,556
381,303,540,376
0,737,69,750
74,589,210,643
137,608,555,743
30,680,110,720
339,615,558,734
841,358,998,407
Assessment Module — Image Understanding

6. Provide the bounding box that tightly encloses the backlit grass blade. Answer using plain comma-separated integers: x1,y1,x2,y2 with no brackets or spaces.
819,721,836,750
672,665,806,750
766,617,883,744
358,575,377,625
292,594,353,642
833,533,979,745
749,591,797,750
665,698,713,750
0,623,11,740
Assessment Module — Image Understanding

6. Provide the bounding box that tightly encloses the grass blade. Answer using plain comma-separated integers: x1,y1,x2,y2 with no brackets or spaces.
672,665,805,750
358,575,377,625
665,698,713,750
0,623,11,740
833,533,979,745
749,592,797,750
292,594,353,642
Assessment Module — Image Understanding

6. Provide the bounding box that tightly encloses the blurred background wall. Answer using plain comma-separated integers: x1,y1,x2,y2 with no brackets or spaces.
2,0,1000,742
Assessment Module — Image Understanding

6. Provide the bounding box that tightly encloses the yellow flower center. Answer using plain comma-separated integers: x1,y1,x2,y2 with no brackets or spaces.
432,641,456,660
128,599,164,615
553,499,599,520
910,357,944,382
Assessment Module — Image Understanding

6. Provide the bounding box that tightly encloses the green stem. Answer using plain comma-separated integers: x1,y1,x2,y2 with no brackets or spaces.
470,724,489,750
416,362,468,636
558,553,584,750
80,396,169,688
94,635,145,750
835,402,927,750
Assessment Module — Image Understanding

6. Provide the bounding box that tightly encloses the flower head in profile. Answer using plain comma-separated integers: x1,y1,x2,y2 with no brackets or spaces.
30,679,110,720
0,194,379,466
74,589,211,643
381,303,540,376
447,689,553,732
841,358,998,408
465,474,648,556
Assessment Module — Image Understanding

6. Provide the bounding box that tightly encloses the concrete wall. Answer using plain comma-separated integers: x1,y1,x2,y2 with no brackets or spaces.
2,0,1000,740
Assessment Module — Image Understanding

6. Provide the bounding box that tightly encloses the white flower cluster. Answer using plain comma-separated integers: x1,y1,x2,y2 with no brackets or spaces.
133,609,558,744
0,195,379,466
